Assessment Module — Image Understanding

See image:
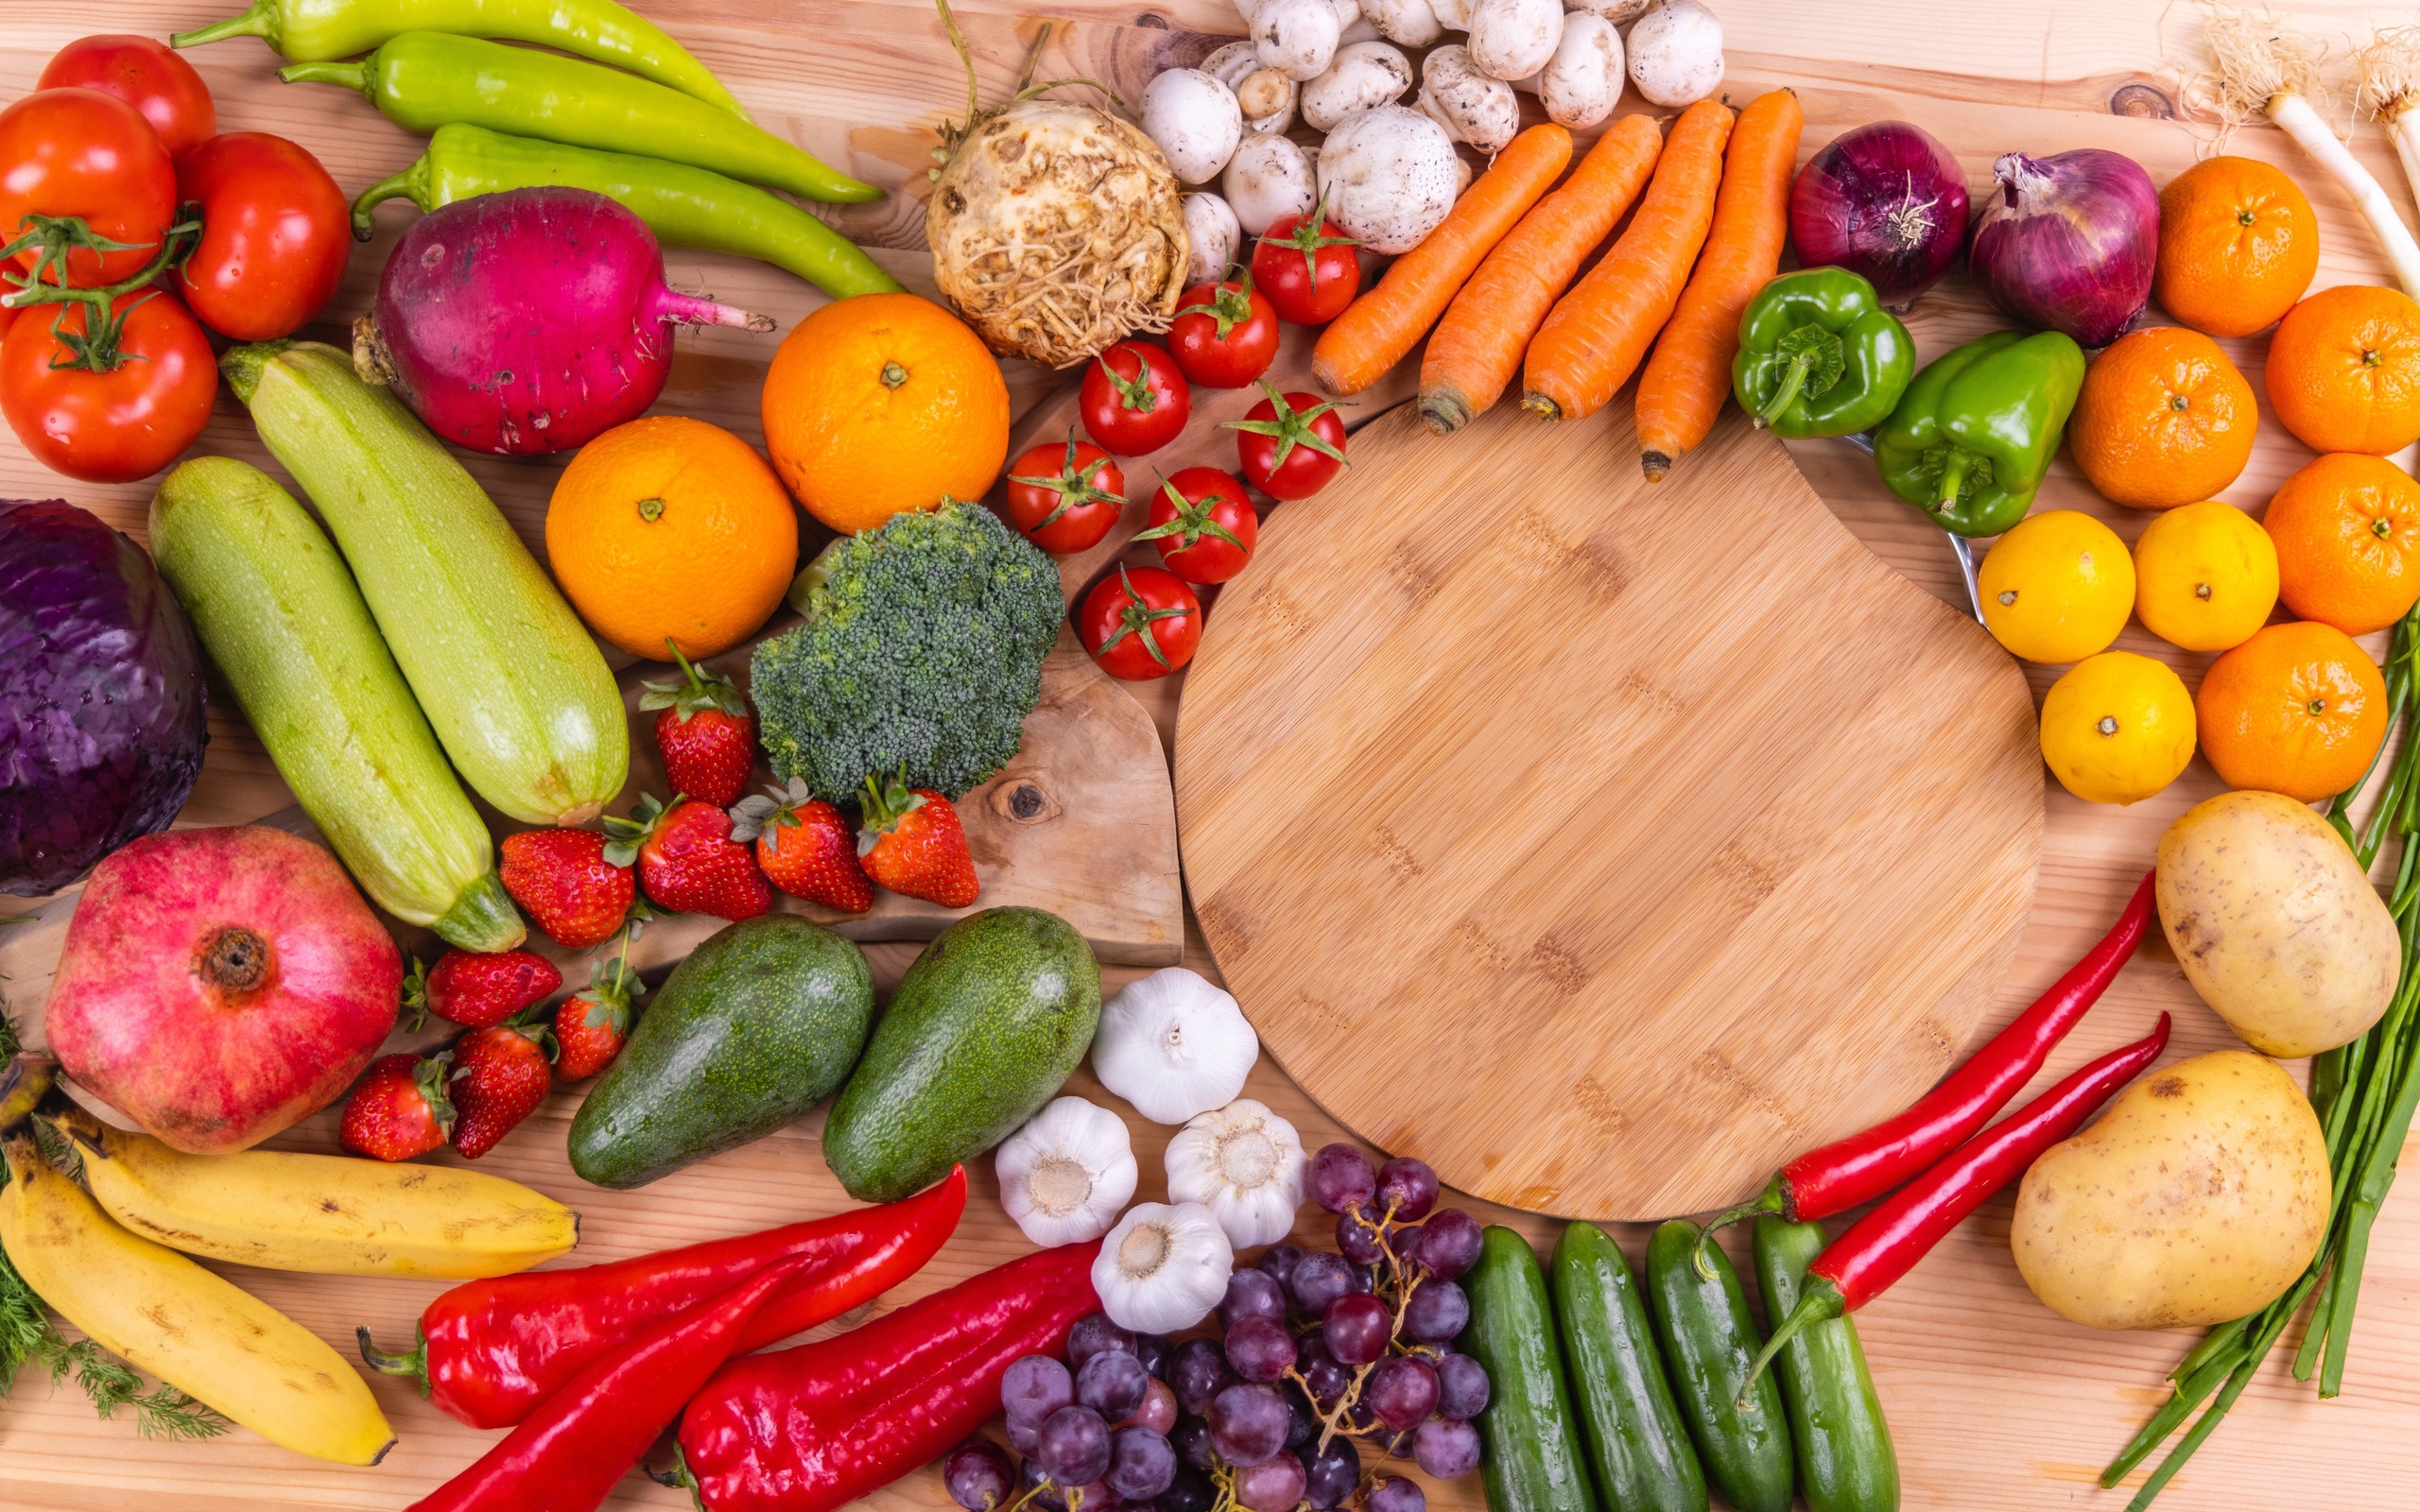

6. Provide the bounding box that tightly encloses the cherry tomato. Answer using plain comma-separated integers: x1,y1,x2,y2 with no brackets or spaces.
0,288,217,483
38,35,216,159
0,88,179,287
1080,565,1202,680
1169,275,1279,389
1136,467,1256,585
1227,382,1350,502
1004,429,1126,555
1080,340,1190,456
1250,211,1360,326
174,132,351,340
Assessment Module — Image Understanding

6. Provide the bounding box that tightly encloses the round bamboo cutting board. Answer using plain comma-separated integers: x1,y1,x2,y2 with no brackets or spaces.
1175,399,2046,1219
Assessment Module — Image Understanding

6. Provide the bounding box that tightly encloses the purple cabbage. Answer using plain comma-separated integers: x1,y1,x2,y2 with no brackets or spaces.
0,500,207,894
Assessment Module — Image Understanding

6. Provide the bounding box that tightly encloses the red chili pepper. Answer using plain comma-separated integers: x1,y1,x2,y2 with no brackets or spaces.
361,1165,966,1429
1739,1011,2171,1395
1703,869,2155,1253
668,1239,1104,1512
407,1253,812,1512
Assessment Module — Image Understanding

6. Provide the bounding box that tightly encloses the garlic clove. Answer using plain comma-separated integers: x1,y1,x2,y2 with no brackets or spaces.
1093,968,1261,1125
1166,1098,1309,1249
997,1097,1140,1247
1094,1200,1236,1333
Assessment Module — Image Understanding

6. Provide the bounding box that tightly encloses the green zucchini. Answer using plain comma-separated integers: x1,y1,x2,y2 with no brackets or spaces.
1643,1220,1793,1512
1752,1217,1899,1512
220,340,626,826
149,457,521,951
1551,1223,1707,1512
1465,1226,1601,1512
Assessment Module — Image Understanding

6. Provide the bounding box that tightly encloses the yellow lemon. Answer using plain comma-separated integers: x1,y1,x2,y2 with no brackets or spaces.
1979,510,2136,663
2131,499,2280,653
2039,651,2197,805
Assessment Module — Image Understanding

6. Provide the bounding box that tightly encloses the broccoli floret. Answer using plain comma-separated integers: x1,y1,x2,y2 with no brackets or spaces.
752,503,1063,802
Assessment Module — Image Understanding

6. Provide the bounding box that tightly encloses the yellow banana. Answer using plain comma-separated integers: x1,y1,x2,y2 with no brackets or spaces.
60,1108,579,1279
0,1125,396,1465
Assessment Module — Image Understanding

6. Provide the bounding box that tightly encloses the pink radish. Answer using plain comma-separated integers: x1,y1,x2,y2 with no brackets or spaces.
354,187,773,455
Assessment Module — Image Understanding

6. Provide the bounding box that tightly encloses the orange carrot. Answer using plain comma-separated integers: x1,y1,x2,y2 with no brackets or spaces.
1521,98,1735,423
1634,90,1804,480
1312,125,1575,397
1419,114,1665,435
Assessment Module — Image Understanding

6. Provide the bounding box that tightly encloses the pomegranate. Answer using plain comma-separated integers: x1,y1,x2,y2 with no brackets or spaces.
45,826,402,1153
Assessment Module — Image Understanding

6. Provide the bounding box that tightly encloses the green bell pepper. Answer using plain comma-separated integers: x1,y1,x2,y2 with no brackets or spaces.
1874,330,2087,538
1731,267,1915,438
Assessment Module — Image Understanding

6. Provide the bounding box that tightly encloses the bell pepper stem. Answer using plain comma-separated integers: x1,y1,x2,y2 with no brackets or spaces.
355,1326,434,1397
1690,1173,1787,1278
1736,1275,1843,1407
170,1,273,49
1934,451,1971,510
350,158,428,243
280,59,372,95
1753,354,1813,429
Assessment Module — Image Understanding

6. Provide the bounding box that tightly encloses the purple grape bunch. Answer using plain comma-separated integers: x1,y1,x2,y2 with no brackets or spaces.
951,1318,1190,1512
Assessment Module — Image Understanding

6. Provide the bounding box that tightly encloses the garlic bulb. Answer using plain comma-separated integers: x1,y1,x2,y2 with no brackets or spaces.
1094,1201,1235,1332
1166,1098,1308,1248
996,1097,1139,1246
1093,968,1260,1125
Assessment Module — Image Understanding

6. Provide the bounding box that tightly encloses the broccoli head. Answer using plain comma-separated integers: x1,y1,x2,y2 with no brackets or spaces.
752,502,1064,802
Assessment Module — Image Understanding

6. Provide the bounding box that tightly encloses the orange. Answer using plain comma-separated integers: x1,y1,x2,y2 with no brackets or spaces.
2152,155,2318,338
2263,284,2420,455
760,292,1010,535
2196,620,2388,802
545,416,799,660
2069,326,2257,509
2263,453,2420,636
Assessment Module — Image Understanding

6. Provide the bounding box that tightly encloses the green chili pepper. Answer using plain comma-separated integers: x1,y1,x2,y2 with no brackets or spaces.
1873,329,2086,538
283,31,879,205
353,125,900,301
173,0,753,121
1730,268,1915,439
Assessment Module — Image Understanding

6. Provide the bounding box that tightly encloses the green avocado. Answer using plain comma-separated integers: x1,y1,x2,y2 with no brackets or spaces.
568,915,874,1190
823,906,1101,1202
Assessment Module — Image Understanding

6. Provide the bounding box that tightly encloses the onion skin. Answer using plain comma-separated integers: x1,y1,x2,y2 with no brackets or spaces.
1789,121,1968,305
1969,148,2159,349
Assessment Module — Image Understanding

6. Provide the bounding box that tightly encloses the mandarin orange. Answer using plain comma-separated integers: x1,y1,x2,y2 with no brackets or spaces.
2196,619,2388,801
2264,284,2420,455
2263,453,2420,636
2069,326,2256,509
2153,156,2318,337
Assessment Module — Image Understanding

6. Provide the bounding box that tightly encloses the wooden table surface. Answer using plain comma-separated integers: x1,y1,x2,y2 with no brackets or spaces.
3,1,2418,1509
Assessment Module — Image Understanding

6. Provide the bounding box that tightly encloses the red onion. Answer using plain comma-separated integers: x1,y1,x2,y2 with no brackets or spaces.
1968,148,2159,349
1789,121,1968,306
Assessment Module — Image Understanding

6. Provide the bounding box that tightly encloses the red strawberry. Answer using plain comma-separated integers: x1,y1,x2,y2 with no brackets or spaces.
605,793,771,920
448,1022,555,1160
340,1052,454,1162
419,947,563,1029
731,779,874,913
639,644,758,809
857,774,980,907
500,827,641,949
555,931,647,1081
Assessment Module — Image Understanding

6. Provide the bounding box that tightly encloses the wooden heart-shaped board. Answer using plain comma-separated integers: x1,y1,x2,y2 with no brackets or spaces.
1175,400,2045,1219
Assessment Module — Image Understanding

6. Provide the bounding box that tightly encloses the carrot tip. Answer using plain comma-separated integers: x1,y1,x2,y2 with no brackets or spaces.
1641,451,1672,482
1520,394,1562,421
1419,392,1471,435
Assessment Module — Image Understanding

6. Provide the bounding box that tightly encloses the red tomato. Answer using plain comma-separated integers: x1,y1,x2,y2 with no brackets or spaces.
1080,340,1190,456
1169,276,1279,389
174,132,351,340
0,88,179,287
38,35,216,158
1250,212,1360,326
0,288,217,483
1080,565,1202,680
1227,382,1350,501
1137,467,1256,585
1004,430,1127,555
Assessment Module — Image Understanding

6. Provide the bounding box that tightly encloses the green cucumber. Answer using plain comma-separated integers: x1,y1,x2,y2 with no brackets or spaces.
1465,1226,1601,1512
1752,1217,1898,1512
1551,1223,1707,1512
220,339,626,826
1643,1220,1793,1512
148,457,520,951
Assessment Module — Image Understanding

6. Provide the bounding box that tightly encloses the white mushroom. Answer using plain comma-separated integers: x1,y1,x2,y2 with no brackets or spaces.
1303,41,1415,131
1564,0,1652,19
1537,11,1622,127
1627,0,1723,107
1450,155,1474,197
1141,68,1244,185
1420,44,1520,153
1428,0,1477,29
1317,104,1461,252
1326,0,1366,31
1359,0,1444,46
1204,43,1300,136
1223,132,1317,235
1253,0,1343,81
1466,0,1563,81
1182,192,1242,284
